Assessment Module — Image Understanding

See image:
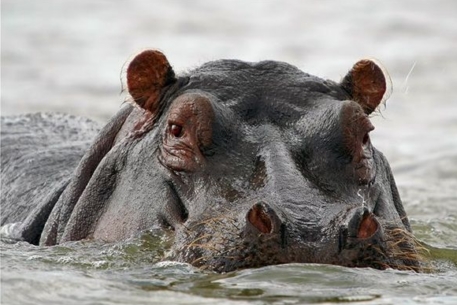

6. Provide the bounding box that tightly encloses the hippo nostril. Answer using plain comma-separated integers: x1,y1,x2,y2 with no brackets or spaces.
246,202,281,234
357,212,379,239
340,211,381,252
247,203,272,233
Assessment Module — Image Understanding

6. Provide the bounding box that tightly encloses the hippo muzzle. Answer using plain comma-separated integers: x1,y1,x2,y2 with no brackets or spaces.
169,195,421,273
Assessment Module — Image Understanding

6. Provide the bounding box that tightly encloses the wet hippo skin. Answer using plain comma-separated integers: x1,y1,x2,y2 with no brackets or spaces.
1,50,423,272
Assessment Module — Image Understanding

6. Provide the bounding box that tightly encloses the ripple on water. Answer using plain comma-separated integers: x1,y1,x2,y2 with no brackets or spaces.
2,224,457,304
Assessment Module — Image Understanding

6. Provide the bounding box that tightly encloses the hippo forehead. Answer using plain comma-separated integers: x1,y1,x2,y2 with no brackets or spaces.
182,59,349,126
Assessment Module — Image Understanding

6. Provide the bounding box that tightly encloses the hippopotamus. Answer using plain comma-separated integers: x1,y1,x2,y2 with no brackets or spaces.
1,50,422,272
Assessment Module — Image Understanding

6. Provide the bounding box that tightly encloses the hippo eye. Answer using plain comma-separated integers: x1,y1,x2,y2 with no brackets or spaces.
170,124,183,137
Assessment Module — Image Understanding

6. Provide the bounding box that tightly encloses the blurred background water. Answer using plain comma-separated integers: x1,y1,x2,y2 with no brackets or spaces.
1,0,457,304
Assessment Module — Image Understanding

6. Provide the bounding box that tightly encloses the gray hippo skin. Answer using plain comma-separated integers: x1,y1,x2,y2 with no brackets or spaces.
1,50,422,272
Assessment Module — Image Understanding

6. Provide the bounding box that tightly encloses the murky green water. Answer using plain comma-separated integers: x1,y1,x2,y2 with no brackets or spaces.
2,0,457,304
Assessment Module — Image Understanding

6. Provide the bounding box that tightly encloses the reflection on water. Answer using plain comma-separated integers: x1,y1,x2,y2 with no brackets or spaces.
1,0,457,304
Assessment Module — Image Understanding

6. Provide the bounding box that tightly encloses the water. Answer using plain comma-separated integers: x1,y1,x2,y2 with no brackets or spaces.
2,237,457,305
1,0,457,304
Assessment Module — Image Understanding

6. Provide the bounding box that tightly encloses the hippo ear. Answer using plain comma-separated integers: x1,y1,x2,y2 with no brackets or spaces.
340,59,392,114
127,50,176,114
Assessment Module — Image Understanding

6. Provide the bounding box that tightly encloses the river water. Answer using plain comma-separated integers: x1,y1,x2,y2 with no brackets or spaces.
1,0,457,304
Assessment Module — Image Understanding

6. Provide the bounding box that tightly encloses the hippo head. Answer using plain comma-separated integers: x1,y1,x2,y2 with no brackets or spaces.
42,50,422,272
